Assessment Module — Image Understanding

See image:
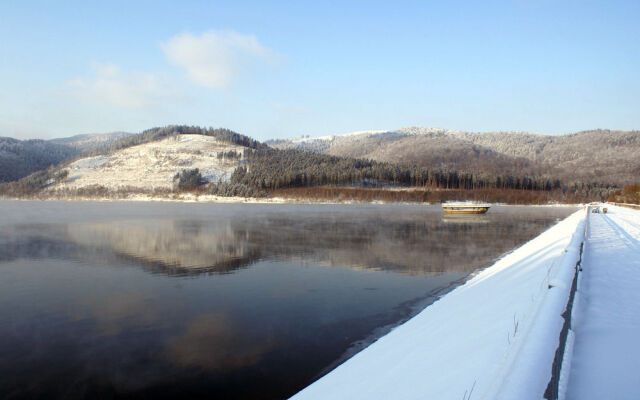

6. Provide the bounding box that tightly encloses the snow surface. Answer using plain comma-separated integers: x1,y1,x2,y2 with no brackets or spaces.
566,205,640,400
292,209,586,400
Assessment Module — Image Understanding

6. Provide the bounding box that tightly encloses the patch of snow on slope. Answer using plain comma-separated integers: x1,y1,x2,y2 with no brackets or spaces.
72,155,110,169
56,134,244,191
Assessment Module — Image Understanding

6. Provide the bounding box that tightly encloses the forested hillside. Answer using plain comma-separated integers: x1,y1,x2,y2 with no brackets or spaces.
268,127,640,185
233,148,554,191
223,147,613,202
454,129,640,185
0,138,79,182
1,131,130,182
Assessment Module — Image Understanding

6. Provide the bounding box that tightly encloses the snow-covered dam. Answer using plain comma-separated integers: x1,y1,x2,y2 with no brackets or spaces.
565,205,640,400
292,205,640,400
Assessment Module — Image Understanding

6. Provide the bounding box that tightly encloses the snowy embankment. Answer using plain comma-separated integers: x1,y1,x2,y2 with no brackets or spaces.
292,208,587,400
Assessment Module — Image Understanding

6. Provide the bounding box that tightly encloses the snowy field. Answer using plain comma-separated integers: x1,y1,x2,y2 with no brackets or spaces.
54,134,244,191
566,205,640,400
292,208,587,400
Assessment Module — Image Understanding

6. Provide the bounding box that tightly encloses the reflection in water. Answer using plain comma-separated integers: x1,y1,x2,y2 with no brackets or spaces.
441,214,490,224
0,202,577,399
67,221,259,275
2,206,572,276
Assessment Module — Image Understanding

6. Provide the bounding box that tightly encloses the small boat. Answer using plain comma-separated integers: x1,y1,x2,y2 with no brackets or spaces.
442,202,491,215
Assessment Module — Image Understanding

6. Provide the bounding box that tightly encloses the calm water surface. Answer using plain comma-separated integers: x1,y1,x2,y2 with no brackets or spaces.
0,201,577,399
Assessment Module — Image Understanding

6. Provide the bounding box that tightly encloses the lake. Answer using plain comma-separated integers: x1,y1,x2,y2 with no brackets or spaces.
0,201,577,399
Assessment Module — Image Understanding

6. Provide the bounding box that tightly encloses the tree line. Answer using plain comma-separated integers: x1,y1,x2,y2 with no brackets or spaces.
608,184,640,204
227,148,611,196
90,125,265,156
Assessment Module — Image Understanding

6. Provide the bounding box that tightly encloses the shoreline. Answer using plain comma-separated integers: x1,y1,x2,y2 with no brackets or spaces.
0,194,583,207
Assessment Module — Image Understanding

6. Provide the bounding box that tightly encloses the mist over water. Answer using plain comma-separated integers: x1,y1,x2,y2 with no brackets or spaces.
0,201,577,399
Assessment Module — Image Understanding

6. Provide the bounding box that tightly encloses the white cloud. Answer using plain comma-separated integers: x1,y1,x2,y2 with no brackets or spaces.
68,63,171,109
161,30,280,89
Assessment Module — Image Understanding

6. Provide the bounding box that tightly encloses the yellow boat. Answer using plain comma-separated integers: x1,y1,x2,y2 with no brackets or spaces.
442,202,491,215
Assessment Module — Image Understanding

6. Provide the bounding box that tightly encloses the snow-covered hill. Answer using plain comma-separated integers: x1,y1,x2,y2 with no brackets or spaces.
50,134,245,192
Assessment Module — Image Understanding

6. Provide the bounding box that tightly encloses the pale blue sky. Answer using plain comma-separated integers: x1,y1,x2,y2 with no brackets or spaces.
1,0,638,140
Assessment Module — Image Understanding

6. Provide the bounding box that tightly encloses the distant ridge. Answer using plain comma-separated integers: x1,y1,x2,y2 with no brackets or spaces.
50,131,134,153
0,131,134,182
267,128,640,185
0,137,79,182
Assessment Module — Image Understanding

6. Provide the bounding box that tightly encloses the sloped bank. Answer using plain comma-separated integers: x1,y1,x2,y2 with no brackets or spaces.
292,208,586,400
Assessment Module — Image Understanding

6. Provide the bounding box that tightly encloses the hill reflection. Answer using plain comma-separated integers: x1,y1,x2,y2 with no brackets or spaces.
2,206,575,276
67,220,260,275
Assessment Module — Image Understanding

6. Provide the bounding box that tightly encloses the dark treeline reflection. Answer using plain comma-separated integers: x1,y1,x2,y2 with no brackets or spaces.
2,206,574,276
0,202,578,400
